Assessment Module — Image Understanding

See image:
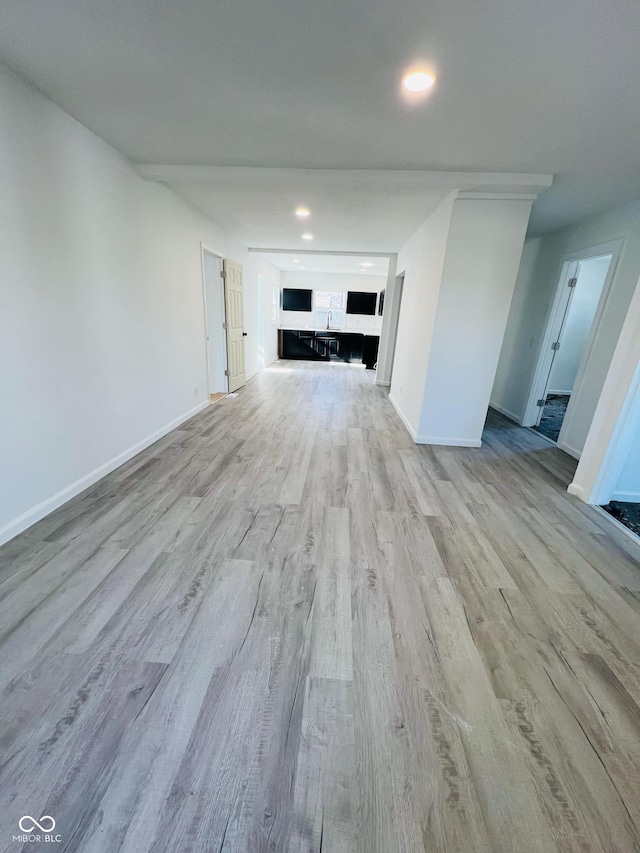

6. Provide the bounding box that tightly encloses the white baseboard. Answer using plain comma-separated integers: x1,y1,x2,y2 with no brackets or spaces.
565,482,640,506
388,393,418,441
547,389,572,396
567,483,585,500
246,357,278,382
375,379,391,388
610,490,640,502
415,435,483,448
488,402,524,425
557,440,581,460
388,394,482,447
0,400,210,547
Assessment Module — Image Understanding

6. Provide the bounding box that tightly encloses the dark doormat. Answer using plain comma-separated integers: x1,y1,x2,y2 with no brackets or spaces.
601,501,640,538
533,394,570,443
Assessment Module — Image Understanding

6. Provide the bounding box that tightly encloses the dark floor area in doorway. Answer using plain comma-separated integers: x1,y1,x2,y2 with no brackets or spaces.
533,394,570,442
601,501,640,538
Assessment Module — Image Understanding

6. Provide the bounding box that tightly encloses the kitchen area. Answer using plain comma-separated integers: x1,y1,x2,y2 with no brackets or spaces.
277,265,386,369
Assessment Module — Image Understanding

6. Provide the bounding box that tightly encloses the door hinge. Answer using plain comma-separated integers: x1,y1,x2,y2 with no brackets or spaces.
220,270,226,279
568,277,577,288
551,341,561,351
222,322,228,330
537,399,545,407
224,369,230,377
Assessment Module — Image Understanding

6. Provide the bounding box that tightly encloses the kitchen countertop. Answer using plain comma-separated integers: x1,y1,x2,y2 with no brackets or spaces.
279,327,381,335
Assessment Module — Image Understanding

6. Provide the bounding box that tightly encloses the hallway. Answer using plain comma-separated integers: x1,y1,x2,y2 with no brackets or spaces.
1,361,640,852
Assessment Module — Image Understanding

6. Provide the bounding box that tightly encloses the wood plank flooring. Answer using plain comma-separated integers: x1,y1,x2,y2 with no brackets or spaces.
2,360,640,852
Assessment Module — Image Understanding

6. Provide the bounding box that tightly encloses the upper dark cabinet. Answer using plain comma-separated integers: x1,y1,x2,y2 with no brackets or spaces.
282,289,313,311
346,292,377,315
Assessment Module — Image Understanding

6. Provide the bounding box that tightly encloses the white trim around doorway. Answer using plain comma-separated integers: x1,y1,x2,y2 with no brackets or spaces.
200,242,229,399
522,239,624,452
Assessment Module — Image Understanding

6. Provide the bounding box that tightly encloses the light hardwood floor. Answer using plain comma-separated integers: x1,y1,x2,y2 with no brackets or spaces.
2,361,640,852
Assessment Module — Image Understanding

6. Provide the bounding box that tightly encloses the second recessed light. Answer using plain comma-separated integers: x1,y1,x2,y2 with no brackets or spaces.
302,233,313,240
402,70,436,93
295,207,310,218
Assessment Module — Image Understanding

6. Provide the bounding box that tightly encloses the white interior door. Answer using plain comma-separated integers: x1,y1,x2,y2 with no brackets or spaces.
535,255,611,428
223,258,246,392
534,269,577,426
523,260,578,426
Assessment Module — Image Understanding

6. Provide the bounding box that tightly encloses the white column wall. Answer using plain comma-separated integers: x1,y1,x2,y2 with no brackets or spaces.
389,194,533,446
569,276,640,505
417,197,533,445
388,194,456,437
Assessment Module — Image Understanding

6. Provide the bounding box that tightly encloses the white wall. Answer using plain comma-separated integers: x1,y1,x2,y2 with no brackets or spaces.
0,64,247,544
389,194,456,435
279,271,385,332
389,194,532,445
492,198,640,457
244,254,281,376
417,197,533,445
489,237,550,422
612,426,640,501
547,255,610,393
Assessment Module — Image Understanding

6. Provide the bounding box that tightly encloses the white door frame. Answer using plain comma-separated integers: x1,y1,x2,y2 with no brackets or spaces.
522,239,623,432
523,257,579,427
374,254,399,387
569,274,640,504
376,272,404,388
200,242,228,397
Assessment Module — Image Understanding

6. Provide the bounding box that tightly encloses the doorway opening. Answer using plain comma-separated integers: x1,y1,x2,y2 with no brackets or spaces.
526,252,613,446
202,248,228,400
250,250,390,371
598,362,640,541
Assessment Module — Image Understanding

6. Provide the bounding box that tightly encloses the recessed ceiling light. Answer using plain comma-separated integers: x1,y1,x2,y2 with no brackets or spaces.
302,233,313,240
295,207,310,218
292,258,300,263
402,70,436,93
361,262,373,267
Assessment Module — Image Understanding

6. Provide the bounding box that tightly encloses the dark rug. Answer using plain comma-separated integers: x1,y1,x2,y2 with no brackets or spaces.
533,394,570,443
601,501,640,538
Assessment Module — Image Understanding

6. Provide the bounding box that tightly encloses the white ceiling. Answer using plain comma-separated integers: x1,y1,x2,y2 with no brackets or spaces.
258,253,390,275
140,167,550,252
165,170,449,253
1,0,639,236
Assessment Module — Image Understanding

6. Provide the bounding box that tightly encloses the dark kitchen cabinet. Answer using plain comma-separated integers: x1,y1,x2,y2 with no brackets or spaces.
278,330,379,368
362,335,379,370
